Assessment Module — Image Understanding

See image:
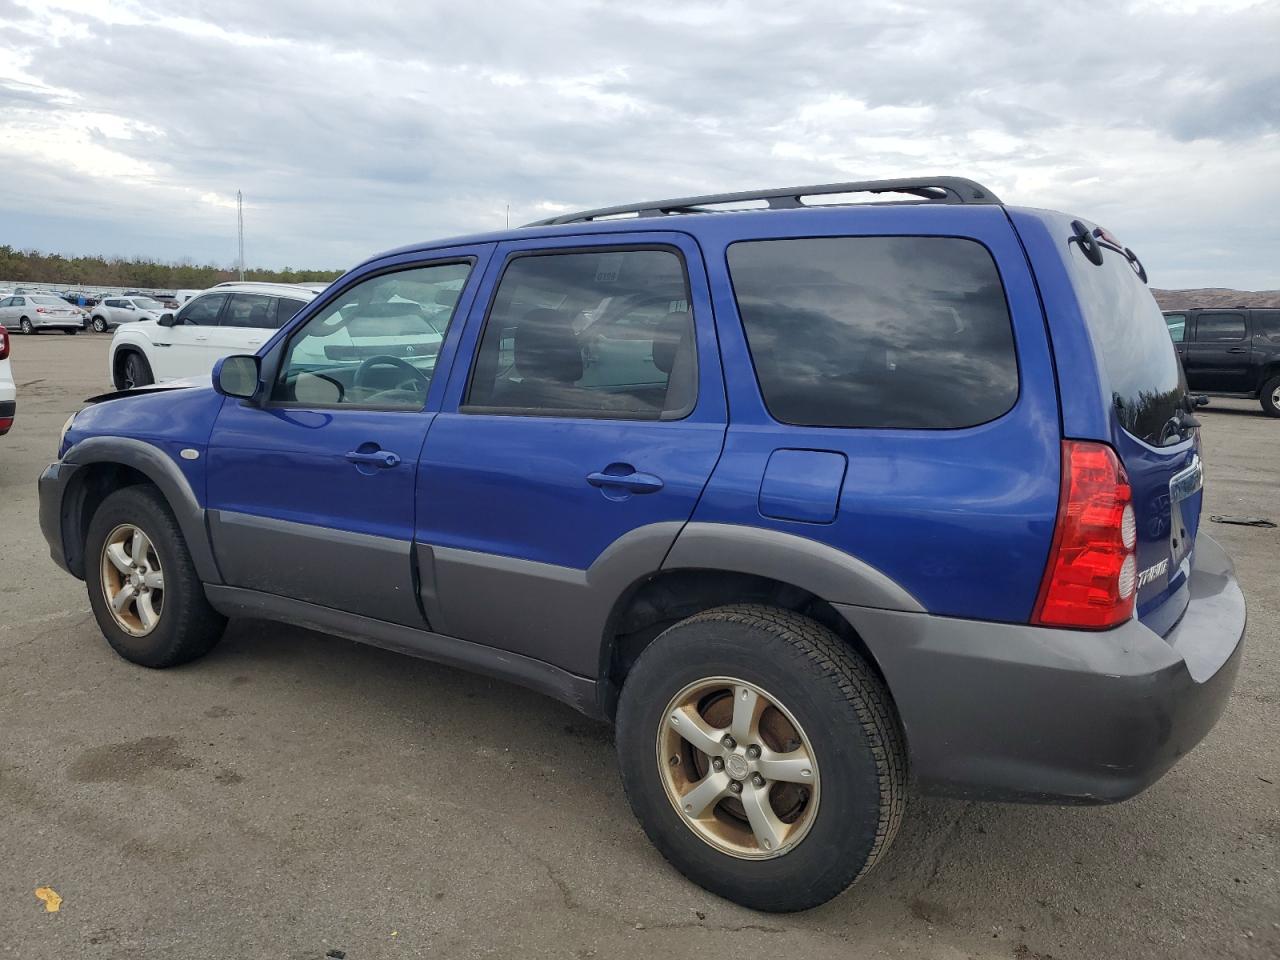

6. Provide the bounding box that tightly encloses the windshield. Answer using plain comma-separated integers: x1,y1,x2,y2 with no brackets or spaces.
131,297,163,310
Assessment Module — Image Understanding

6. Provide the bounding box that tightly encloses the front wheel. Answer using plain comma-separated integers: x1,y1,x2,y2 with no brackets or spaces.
85,485,226,668
92,317,108,333
615,605,907,912
120,351,154,389
1261,375,1280,418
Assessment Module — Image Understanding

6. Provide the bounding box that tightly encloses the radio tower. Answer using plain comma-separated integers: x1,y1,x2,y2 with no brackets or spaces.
237,190,245,281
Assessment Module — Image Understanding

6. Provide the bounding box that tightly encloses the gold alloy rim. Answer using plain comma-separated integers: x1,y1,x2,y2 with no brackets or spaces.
656,676,820,859
100,523,164,637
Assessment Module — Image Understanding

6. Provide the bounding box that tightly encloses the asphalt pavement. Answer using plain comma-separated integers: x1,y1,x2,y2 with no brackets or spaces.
1,333,1276,959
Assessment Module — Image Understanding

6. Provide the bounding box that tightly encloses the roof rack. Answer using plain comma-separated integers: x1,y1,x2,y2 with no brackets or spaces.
524,176,1001,226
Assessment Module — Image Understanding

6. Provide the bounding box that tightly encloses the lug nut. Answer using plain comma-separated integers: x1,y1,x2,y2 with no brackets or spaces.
721,735,736,750
729,781,742,794
746,744,761,759
751,773,765,788
712,757,724,771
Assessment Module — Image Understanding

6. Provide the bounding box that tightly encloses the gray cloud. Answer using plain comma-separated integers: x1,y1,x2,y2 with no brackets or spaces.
0,0,1276,287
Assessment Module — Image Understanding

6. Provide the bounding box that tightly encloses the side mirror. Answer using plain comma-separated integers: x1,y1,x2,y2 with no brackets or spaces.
214,355,261,400
158,313,175,327
1194,395,1210,408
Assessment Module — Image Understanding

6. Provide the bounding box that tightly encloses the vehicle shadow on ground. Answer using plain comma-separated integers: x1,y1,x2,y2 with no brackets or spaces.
197,616,1252,957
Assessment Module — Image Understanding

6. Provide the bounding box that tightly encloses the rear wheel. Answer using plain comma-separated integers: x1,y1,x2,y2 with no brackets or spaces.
19,317,33,334
616,604,906,912
92,316,108,333
85,485,225,668
1261,375,1280,418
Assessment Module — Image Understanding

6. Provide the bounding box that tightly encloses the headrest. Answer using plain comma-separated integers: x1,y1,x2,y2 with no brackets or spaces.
515,309,583,384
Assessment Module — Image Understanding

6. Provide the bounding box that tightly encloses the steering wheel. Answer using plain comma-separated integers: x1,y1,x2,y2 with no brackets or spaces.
353,355,429,396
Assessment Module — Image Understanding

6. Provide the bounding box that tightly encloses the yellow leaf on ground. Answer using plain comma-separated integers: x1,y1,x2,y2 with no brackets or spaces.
35,887,62,913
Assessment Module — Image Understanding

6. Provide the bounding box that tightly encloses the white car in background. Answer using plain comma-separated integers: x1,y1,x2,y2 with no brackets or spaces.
89,295,167,333
0,324,13,435
0,294,85,334
108,282,316,388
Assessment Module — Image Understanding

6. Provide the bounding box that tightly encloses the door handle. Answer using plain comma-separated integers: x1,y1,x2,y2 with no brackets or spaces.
1226,347,1248,354
586,468,664,494
345,449,401,468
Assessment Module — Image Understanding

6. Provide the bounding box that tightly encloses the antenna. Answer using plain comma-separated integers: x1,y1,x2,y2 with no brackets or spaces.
505,203,510,229
237,190,245,281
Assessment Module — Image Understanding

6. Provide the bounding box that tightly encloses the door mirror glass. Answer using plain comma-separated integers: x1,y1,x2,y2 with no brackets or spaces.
215,355,260,399
158,313,175,327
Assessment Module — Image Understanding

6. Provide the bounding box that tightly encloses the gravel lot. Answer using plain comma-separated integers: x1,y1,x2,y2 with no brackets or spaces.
2,333,1276,960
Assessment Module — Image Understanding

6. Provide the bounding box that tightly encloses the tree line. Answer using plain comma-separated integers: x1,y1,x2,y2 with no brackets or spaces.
0,245,344,290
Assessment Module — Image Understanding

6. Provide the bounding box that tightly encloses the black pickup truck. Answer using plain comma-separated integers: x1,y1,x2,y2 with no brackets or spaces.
1164,308,1280,417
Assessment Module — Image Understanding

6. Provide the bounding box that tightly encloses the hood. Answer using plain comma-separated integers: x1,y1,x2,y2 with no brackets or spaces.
84,376,206,405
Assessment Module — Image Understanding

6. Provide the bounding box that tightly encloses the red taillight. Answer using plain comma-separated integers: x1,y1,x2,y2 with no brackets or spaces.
36,306,47,313
1032,440,1137,630
0,326,7,359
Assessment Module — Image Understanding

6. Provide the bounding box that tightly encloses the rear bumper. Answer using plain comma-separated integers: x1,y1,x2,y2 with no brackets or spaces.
0,399,13,435
838,533,1245,803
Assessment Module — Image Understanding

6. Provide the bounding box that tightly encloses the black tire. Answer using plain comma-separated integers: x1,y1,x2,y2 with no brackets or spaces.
120,351,153,389
92,316,108,333
84,485,226,668
1261,375,1280,418
616,604,906,912
19,317,33,334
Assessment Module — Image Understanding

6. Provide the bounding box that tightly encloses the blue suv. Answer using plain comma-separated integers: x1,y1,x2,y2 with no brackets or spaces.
39,177,1245,911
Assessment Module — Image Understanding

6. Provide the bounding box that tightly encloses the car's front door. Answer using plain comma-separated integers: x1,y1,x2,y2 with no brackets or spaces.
416,233,728,675
1183,311,1251,392
204,248,492,626
154,292,228,381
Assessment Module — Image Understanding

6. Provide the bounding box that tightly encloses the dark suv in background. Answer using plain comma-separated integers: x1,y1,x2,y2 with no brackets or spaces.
1164,307,1280,417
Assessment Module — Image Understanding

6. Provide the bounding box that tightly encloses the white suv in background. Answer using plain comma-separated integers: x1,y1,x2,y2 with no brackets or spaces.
90,296,168,333
108,283,317,389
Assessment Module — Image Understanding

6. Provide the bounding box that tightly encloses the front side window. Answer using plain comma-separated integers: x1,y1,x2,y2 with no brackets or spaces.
1195,312,1246,342
271,261,472,410
728,236,1018,429
177,293,227,326
221,293,275,328
464,248,695,420
1164,313,1187,343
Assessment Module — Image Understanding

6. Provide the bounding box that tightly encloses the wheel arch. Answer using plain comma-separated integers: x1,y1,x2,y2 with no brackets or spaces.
596,523,921,721
59,437,221,584
111,343,148,387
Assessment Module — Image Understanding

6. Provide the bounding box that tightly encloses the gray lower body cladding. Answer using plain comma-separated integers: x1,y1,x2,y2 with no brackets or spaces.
840,533,1245,803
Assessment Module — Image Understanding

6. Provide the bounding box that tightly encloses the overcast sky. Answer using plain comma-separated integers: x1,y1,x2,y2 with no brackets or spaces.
1,0,1277,288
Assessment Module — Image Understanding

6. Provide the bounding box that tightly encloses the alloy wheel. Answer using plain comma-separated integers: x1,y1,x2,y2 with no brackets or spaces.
657,676,820,859
99,523,165,636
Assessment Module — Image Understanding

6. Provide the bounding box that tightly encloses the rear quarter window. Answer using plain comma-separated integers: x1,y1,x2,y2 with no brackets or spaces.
727,236,1018,429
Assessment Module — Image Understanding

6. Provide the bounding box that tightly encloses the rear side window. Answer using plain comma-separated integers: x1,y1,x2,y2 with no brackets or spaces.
272,297,308,328
221,293,274,328
464,248,696,420
1064,236,1185,446
727,237,1017,429
1195,312,1246,342
1254,310,1280,340
1164,313,1187,343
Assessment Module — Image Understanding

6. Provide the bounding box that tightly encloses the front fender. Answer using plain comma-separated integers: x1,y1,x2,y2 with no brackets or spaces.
53,436,221,583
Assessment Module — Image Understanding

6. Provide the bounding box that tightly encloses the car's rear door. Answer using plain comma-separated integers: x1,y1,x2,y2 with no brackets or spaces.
1184,311,1251,392
415,231,727,675
205,246,491,626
